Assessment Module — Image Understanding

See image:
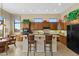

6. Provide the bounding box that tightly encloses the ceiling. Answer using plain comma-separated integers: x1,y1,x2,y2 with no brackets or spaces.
0,3,76,14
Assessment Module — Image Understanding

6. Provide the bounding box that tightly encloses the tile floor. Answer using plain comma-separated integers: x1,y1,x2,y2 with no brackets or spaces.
0,41,78,56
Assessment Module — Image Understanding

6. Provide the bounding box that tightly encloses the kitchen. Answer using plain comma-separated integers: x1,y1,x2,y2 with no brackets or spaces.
0,3,78,56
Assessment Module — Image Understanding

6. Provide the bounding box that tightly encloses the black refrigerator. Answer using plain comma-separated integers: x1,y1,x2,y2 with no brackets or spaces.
67,24,79,54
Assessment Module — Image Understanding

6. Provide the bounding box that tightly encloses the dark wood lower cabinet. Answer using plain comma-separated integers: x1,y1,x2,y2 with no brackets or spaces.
58,35,67,46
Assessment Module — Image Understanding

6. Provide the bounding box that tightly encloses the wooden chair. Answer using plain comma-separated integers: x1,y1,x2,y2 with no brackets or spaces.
44,34,53,56
7,35,16,47
27,34,36,56
0,41,8,55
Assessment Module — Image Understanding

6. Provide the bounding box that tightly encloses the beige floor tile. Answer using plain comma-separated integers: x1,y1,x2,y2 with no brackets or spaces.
0,41,78,56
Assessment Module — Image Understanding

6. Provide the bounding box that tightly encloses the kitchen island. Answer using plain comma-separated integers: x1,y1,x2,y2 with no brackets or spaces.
22,30,60,53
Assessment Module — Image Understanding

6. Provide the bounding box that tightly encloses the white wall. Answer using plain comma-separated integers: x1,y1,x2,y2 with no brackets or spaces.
60,3,79,20
21,14,61,21
0,9,11,36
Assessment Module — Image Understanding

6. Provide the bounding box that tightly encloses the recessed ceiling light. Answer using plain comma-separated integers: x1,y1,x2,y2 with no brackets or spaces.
54,9,57,12
58,3,62,6
22,9,25,12
46,9,48,12
37,9,40,11
29,10,32,12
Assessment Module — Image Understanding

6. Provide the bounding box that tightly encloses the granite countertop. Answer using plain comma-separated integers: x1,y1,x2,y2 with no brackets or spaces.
33,30,67,37
59,30,67,37
59,34,67,37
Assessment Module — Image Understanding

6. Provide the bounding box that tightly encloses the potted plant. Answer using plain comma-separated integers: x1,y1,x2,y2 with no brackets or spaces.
21,19,30,28
22,19,30,24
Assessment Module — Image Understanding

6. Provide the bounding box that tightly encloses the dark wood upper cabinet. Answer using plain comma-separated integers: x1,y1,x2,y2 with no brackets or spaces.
31,20,58,30
50,22,58,30
59,22,67,30
31,22,43,30
43,21,50,27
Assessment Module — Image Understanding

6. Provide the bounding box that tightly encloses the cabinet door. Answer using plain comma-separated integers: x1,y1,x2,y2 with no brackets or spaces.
39,22,43,29
31,22,43,30
43,21,49,27
64,22,67,30
59,36,67,46
31,22,35,29
50,23,58,30
60,22,67,30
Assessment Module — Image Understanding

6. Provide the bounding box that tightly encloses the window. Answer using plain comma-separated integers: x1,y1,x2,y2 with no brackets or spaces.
0,16,4,37
0,25,3,37
32,18,44,22
14,19,20,32
48,18,57,23
0,16,3,20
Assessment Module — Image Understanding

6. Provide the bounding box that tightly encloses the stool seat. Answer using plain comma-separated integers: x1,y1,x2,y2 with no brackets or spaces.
44,40,52,44
28,40,36,44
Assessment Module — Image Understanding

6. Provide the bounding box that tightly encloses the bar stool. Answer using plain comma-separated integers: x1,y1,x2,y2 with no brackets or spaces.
44,34,53,56
7,35,16,47
27,34,37,56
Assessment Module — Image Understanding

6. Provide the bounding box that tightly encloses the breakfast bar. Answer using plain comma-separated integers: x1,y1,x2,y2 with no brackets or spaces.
22,30,59,53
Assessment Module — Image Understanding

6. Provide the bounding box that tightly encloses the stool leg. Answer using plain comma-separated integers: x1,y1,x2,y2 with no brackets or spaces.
27,44,29,56
44,42,46,56
5,43,8,55
14,43,16,47
30,44,31,52
35,41,37,52
50,43,53,56
34,43,36,56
